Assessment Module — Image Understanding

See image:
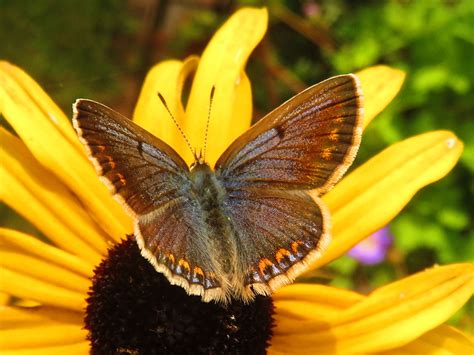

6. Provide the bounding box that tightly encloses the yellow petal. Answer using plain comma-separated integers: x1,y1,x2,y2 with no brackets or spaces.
0,305,83,329
1,342,89,355
274,283,363,305
356,65,406,128
0,175,101,266
0,228,93,278
0,324,87,350
0,62,81,151
338,263,474,325
311,131,463,268
229,70,253,144
12,300,41,308
0,62,131,240
0,268,85,312
133,56,199,158
273,284,363,328
0,251,90,294
272,301,335,323
0,129,108,262
270,263,474,353
184,7,267,165
0,292,10,305
380,325,474,355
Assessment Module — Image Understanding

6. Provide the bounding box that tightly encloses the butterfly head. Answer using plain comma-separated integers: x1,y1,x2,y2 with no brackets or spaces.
190,148,207,169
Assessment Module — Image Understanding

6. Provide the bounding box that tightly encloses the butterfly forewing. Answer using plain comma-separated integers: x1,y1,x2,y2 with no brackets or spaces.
215,74,363,194
73,100,190,216
73,100,224,301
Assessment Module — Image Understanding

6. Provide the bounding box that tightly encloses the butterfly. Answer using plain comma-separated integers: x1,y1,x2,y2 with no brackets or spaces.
73,74,363,303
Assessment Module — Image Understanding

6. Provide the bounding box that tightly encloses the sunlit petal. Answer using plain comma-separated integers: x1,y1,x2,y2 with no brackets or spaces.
133,56,199,158
0,268,85,311
356,65,406,128
0,251,90,294
273,285,361,333
273,284,363,332
0,129,109,261
0,305,83,329
0,229,93,278
1,342,89,355
380,325,474,355
0,62,131,241
0,61,81,149
0,324,87,350
228,70,253,142
0,292,10,305
0,169,101,265
311,131,463,268
274,283,363,303
184,7,267,165
271,264,474,353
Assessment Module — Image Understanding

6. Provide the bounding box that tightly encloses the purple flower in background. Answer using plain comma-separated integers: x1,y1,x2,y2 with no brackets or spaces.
348,226,393,265
302,0,320,18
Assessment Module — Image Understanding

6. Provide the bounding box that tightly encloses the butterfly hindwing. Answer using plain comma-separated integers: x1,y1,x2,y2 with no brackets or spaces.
136,194,224,301
215,74,363,194
73,100,223,301
222,188,330,297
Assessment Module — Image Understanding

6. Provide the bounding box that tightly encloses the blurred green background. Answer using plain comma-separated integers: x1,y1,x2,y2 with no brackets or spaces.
1,0,472,330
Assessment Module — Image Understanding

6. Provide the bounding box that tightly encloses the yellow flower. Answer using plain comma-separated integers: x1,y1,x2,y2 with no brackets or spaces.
0,7,472,354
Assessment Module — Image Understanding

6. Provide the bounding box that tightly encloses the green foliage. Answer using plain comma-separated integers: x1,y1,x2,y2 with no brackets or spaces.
320,0,474,273
0,0,138,107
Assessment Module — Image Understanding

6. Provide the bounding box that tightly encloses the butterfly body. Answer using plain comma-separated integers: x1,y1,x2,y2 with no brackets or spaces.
189,162,237,278
73,74,364,303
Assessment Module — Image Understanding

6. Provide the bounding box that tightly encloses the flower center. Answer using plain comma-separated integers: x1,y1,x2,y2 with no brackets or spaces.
85,236,275,354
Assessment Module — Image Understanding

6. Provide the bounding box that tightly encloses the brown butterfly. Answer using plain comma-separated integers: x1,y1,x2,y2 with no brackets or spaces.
73,74,363,303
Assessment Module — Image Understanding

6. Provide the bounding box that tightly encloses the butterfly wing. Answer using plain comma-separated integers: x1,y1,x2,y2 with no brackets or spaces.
215,75,363,297
223,188,330,298
73,100,223,301
215,74,363,194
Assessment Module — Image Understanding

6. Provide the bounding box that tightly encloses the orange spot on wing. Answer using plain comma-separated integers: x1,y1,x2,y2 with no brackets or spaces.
102,156,117,170
321,148,332,160
275,248,291,263
329,129,339,142
167,253,175,264
116,173,127,186
178,259,190,272
193,266,204,277
258,258,274,275
291,241,303,254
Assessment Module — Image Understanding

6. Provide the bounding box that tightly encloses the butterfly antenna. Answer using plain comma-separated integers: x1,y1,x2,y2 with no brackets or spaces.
203,86,215,162
157,92,197,161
